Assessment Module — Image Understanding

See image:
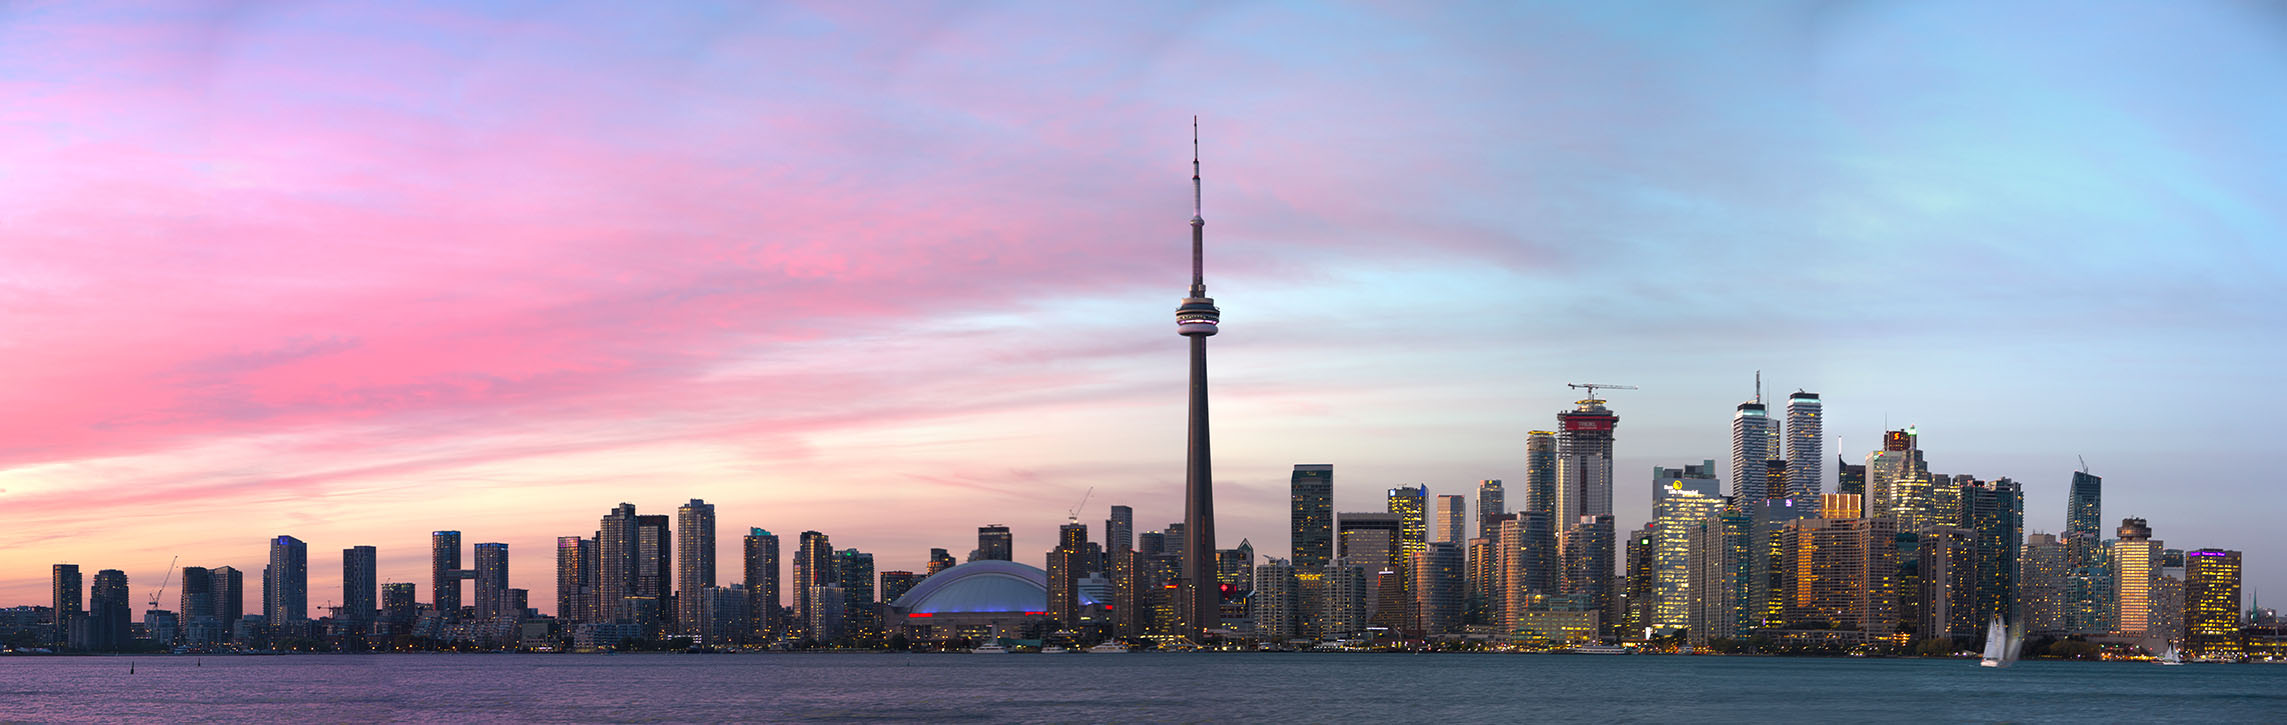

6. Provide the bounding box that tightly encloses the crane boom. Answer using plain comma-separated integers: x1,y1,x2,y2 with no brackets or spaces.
148,555,178,610
1068,486,1095,524
1566,382,1638,401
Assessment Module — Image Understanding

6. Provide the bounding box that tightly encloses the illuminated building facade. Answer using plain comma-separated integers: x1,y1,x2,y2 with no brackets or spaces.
1686,510,1752,645
2185,549,2242,659
743,529,779,641
1864,429,1931,530
1779,516,1898,640
1525,431,1557,519
1476,480,1505,543
1252,558,1299,643
1290,465,1333,571
1731,399,1778,501
1651,462,1724,632
1556,400,1618,528
473,542,509,620
432,531,463,621
1785,391,1823,496
1388,486,1429,564
1411,542,1464,636
557,537,594,624
676,499,715,637
2021,532,2068,633
2112,518,2159,638
1435,494,1467,545
975,525,1013,562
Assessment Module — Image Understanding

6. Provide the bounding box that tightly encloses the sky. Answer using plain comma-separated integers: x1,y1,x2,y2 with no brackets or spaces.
3,0,2284,615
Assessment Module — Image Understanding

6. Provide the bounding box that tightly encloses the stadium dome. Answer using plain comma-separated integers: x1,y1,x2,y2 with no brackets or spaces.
891,560,1051,615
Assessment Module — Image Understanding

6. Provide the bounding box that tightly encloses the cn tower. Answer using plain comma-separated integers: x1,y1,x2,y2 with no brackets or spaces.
1176,118,1221,641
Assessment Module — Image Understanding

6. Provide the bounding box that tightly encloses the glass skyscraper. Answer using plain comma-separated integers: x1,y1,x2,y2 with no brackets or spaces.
1290,465,1333,571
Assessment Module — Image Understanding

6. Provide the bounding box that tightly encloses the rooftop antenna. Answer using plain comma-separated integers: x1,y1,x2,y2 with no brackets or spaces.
1190,116,1204,296
1755,370,1762,405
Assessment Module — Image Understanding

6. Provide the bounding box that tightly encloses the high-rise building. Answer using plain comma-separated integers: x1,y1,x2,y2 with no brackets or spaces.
1836,456,1866,497
1622,526,1656,639
1252,558,1299,643
927,549,957,576
1525,432,1557,518
211,566,242,634
2112,518,2161,638
1411,542,1464,637
676,499,716,637
793,531,831,640
50,564,81,646
1651,462,1725,632
1290,465,1334,571
596,504,639,623
1556,399,1619,528
1560,514,1617,639
1779,517,1899,637
975,525,1013,562
2063,470,2106,634
698,585,748,647
556,537,593,623
1174,120,1224,642
1434,494,1467,545
178,566,216,644
1785,391,1822,497
1958,478,2023,634
1106,505,1135,554
1864,428,1932,530
2065,471,2103,550
1476,480,1506,543
380,583,416,631
432,531,463,621
473,543,509,619
879,571,922,607
1339,512,1402,620
1314,559,1369,639
1686,510,1752,645
836,549,877,644
1048,521,1091,625
1388,486,1429,564
743,529,780,642
2022,533,2069,633
1731,396,1779,502
88,569,131,651
267,536,308,625
635,515,673,621
342,546,378,627
2184,549,2242,660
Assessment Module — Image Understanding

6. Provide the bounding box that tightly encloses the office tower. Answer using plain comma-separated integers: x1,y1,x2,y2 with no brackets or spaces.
926,548,958,576
1389,486,1429,563
2065,471,2103,555
1049,521,1090,625
1785,391,1822,496
879,571,921,607
1435,494,1467,544
1339,513,1402,620
1836,456,1866,497
743,529,780,641
178,566,216,644
1139,531,1167,556
1525,431,1558,517
51,564,81,645
2185,549,2243,659
2022,533,2068,633
556,536,594,624
1106,505,1135,553
1652,462,1725,632
1411,542,1464,637
1958,478,2022,633
676,499,716,637
835,549,877,644
1779,517,1899,637
432,531,463,620
268,535,308,624
698,585,748,646
1560,514,1616,639
636,514,672,616
1174,120,1224,642
1686,510,1752,645
380,583,416,631
793,531,831,639
2062,470,2106,634
342,546,378,626
1316,559,1369,639
473,543,509,619
1731,395,1778,501
1477,480,1506,542
1555,398,1619,528
1291,465,1334,571
1868,429,1936,532
1622,526,1655,638
2112,518,2161,638
1136,550,1185,638
975,525,1013,562
596,504,640,623
212,566,243,633
1253,558,1299,643
89,569,130,650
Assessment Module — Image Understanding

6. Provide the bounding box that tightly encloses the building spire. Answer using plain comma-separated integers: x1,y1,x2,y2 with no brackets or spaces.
1190,116,1205,297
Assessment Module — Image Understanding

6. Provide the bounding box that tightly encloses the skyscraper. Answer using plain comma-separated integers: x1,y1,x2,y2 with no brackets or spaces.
1525,431,1557,518
596,504,640,623
1339,512,1402,620
211,566,242,634
1785,391,1823,497
975,525,1013,562
2062,471,2109,634
1476,480,1506,542
1556,398,1618,527
1411,542,1464,637
473,543,509,619
1836,456,1866,497
380,583,416,632
89,569,130,651
1388,485,1429,563
1731,395,1779,502
267,535,307,624
1290,465,1334,571
431,531,462,621
1252,558,1299,643
1778,517,1900,637
1865,428,1932,530
342,546,377,627
1048,521,1090,625
1651,462,1725,632
835,548,877,644
636,514,673,617
1106,505,1135,554
927,548,957,576
1686,510,1752,645
2112,518,2161,638
2184,549,2242,660
1958,478,2023,633
2022,533,2068,633
557,536,594,624
50,564,80,646
1435,494,1467,544
676,499,716,637
179,566,216,644
793,531,831,640
1175,119,1223,642
743,528,780,642
1560,515,1617,639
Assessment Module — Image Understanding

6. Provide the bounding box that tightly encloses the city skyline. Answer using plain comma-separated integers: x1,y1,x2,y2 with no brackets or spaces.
6,1,2286,609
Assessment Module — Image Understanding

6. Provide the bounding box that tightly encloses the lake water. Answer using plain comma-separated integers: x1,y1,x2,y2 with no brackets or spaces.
4,653,2283,723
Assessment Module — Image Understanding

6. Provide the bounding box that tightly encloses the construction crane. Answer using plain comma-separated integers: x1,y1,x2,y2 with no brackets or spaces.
1566,382,1637,401
2079,455,2091,474
147,555,178,611
1067,486,1095,524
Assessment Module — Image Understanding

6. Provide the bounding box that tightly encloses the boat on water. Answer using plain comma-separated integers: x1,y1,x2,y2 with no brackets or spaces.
1086,642,1129,653
2158,644,2185,666
1978,616,2022,668
1040,645,1068,654
1571,644,1633,655
971,643,1010,654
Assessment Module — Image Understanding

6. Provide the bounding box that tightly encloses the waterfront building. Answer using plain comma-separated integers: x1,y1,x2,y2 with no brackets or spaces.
676,499,716,637
2022,533,2069,633
212,566,242,634
793,531,831,640
808,584,847,643
381,583,416,631
1291,465,1334,571
635,515,673,627
1560,514,1617,639
1622,526,1655,639
1864,429,1933,531
1555,399,1618,529
144,609,178,647
1389,485,1429,564
975,525,1013,562
51,564,80,646
2185,549,2243,659
1513,609,1600,648
432,531,463,620
342,546,378,627
2153,553,2186,647
1651,462,1725,632
2112,518,2161,638
556,536,594,624
1252,558,1299,643
1411,542,1464,637
178,566,216,644
1779,516,1899,640
1916,525,1976,641
596,504,639,623
836,549,878,644
1106,505,1134,554
473,543,509,620
86,569,131,650
2063,470,2108,634
1731,395,1778,502
1312,559,1369,640
1173,124,1225,642
1785,391,1823,496
698,585,748,646
1958,478,2023,634
1686,510,1752,645
1435,494,1466,545
1048,521,1090,625
1339,512,1401,619
879,571,922,611
927,548,957,576
743,529,780,641
1476,480,1505,543
1464,529,1498,627
268,535,307,625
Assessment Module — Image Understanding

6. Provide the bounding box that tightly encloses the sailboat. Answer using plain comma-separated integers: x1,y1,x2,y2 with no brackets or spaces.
2158,644,2185,666
1978,616,2022,668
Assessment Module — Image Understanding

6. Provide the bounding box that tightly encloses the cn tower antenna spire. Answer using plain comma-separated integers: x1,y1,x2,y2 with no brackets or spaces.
1190,116,1205,296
